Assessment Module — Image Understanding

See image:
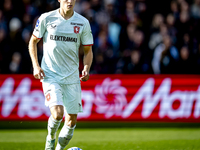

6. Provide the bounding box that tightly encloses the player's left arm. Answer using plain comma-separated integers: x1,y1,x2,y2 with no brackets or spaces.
80,45,93,82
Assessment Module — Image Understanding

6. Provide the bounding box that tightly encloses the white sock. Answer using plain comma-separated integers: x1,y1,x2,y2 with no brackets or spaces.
55,124,76,150
47,115,62,140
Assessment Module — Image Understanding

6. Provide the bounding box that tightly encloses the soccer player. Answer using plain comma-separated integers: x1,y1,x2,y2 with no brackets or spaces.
28,0,93,149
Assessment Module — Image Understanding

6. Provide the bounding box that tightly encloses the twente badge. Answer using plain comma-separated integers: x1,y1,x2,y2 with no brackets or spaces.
74,26,80,34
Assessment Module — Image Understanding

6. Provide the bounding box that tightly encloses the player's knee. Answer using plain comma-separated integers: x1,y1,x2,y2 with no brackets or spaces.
52,112,63,121
66,118,77,127
50,105,64,121
65,114,77,127
67,119,77,127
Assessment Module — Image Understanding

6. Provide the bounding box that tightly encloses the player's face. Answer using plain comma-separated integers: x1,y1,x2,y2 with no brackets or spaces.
58,0,76,11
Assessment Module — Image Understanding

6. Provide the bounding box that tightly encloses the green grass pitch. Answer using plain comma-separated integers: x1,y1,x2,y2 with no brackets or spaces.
0,128,200,150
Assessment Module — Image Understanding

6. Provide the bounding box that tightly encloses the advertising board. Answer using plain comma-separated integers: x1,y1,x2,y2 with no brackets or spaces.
0,74,200,122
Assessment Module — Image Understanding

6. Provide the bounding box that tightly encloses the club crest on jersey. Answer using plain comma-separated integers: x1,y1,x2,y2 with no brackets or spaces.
74,26,80,34
45,93,51,101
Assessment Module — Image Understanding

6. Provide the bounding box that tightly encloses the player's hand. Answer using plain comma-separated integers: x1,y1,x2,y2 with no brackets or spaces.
80,69,89,82
33,66,45,79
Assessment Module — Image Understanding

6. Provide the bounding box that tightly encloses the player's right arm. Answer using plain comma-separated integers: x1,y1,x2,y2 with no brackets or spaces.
29,14,46,79
28,35,45,79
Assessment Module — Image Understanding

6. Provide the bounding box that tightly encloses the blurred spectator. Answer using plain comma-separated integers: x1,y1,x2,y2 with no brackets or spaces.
152,34,179,74
191,0,200,19
177,46,195,73
120,50,143,74
166,13,177,44
108,22,121,54
176,32,193,50
9,17,24,54
170,0,179,19
91,0,101,12
149,23,168,51
175,11,191,41
149,13,164,35
93,51,108,74
119,23,135,52
2,0,14,22
94,28,112,53
125,0,136,23
126,28,144,50
9,52,22,73
180,0,189,13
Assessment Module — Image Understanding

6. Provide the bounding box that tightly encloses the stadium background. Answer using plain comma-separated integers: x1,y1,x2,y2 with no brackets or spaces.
0,0,200,150
0,0,200,74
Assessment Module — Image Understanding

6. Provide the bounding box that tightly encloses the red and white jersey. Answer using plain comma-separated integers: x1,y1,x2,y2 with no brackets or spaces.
33,9,93,84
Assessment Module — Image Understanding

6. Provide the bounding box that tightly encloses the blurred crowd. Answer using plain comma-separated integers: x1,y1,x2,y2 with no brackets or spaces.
0,0,200,74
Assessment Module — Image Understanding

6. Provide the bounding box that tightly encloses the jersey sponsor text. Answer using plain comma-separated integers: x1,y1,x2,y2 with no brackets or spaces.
50,35,77,42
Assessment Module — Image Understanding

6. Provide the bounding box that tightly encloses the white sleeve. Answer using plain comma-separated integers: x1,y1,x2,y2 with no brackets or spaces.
32,14,46,39
81,20,93,46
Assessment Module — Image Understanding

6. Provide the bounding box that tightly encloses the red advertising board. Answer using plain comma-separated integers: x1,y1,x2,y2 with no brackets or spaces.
0,74,200,122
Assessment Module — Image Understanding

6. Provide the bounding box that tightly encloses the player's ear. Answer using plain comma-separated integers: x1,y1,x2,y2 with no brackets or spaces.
58,0,60,3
